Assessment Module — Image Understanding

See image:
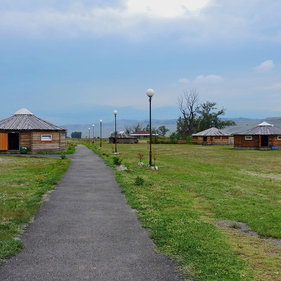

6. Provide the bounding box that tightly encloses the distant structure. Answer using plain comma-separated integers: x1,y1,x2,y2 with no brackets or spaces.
109,131,138,144
130,130,158,138
192,127,233,145
233,121,281,149
0,108,66,153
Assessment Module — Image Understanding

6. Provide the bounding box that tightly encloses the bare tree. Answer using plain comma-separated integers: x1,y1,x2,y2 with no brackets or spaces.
178,89,199,136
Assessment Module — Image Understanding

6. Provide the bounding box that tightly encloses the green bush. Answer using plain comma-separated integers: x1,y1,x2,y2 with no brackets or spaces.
113,156,122,166
135,176,144,186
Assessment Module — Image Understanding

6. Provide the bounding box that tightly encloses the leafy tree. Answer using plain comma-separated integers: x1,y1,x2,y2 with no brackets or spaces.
157,125,169,136
197,101,236,132
71,131,82,139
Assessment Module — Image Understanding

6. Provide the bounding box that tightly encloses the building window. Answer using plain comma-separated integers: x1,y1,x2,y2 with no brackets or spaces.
277,136,281,140
245,136,252,141
41,135,52,142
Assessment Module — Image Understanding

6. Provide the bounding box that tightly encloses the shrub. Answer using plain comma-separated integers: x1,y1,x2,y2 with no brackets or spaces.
113,156,122,166
138,153,144,162
135,176,144,186
60,152,66,159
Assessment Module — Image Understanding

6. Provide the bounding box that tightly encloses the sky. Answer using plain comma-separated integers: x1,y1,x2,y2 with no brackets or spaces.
0,0,281,125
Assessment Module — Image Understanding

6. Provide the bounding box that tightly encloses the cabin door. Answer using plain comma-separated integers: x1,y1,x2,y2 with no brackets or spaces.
261,135,269,147
8,133,20,150
0,133,8,150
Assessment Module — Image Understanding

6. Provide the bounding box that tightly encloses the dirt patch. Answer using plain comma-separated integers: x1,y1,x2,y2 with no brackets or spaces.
216,220,281,247
240,170,281,181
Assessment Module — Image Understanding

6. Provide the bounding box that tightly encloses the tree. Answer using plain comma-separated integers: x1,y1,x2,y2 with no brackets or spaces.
125,126,132,134
71,131,82,139
197,101,236,131
157,125,169,136
178,89,200,137
132,123,143,132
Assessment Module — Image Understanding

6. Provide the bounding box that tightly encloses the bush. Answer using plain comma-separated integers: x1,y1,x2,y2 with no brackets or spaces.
135,176,144,186
60,152,66,159
113,156,122,166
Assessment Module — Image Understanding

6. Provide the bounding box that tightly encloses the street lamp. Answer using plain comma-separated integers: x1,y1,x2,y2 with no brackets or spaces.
99,120,102,148
113,110,118,154
88,127,91,140
92,124,95,140
146,88,154,166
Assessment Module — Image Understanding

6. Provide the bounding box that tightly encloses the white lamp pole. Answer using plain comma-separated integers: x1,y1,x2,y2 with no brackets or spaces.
92,124,95,139
146,89,155,166
99,120,103,147
113,110,118,153
88,127,91,140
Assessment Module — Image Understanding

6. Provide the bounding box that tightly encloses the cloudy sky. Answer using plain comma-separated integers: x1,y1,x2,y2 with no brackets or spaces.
0,0,281,124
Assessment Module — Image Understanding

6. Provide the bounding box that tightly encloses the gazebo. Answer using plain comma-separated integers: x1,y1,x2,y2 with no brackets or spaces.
192,127,233,145
233,121,281,149
0,108,66,153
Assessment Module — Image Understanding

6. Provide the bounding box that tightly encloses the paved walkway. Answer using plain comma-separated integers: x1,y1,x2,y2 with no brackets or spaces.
0,145,184,281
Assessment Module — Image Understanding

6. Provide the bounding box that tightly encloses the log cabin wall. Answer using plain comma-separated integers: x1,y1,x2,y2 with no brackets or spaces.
31,131,63,152
269,136,281,148
192,136,231,145
59,131,66,150
234,135,260,148
20,132,32,151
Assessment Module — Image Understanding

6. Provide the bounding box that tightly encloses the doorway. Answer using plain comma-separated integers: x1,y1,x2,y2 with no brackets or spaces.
261,135,269,147
8,133,20,150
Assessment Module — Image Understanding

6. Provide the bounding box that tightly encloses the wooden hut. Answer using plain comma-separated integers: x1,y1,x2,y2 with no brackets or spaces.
0,108,66,153
233,121,281,150
192,127,233,145
109,131,138,144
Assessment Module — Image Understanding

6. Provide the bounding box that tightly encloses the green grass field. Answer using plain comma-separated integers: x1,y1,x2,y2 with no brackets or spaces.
88,142,281,281
0,156,70,263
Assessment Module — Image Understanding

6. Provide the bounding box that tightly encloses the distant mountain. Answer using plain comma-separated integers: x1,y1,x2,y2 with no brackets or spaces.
63,119,177,138
63,117,281,138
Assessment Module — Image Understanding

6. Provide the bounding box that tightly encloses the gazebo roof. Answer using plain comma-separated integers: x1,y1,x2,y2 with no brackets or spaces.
0,108,65,131
192,127,231,137
234,121,281,135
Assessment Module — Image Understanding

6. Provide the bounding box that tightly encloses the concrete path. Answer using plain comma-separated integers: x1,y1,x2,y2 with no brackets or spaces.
0,145,184,281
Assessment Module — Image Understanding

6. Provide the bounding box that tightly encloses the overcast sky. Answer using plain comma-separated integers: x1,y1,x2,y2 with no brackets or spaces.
0,0,281,124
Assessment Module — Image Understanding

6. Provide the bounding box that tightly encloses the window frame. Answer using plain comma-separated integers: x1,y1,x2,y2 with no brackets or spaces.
41,134,53,142
245,136,252,141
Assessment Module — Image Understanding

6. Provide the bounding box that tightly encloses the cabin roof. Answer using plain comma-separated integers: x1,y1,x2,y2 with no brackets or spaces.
234,121,281,135
192,127,231,137
0,108,65,131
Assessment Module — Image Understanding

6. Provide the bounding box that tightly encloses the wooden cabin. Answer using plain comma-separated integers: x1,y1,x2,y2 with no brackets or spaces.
234,121,281,150
109,131,138,144
0,108,66,153
192,127,233,145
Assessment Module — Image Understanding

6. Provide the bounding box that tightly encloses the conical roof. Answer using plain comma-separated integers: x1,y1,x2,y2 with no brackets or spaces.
234,121,281,135
0,108,65,131
192,127,231,136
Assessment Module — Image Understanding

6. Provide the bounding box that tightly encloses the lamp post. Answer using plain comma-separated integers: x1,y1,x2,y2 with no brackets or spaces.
99,120,102,148
88,127,91,140
146,88,154,166
113,110,118,154
92,124,95,142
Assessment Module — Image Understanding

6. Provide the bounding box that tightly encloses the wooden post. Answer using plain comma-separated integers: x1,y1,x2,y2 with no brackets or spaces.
259,135,261,148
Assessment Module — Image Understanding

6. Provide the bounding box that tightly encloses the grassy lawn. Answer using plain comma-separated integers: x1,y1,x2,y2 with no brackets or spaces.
86,142,281,281
0,156,70,263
